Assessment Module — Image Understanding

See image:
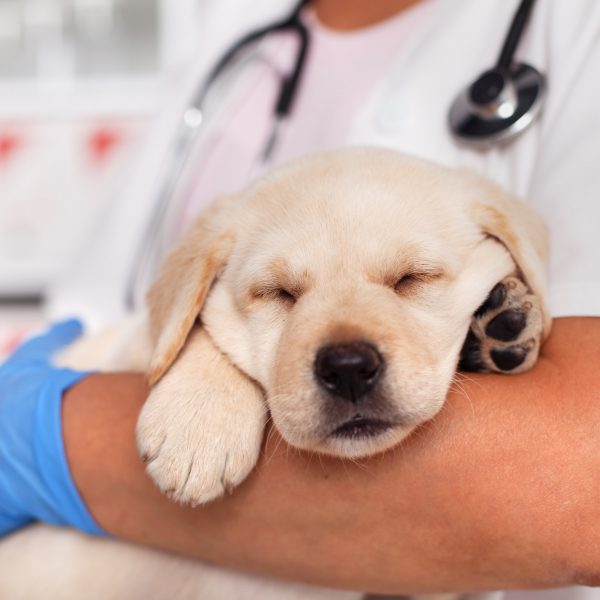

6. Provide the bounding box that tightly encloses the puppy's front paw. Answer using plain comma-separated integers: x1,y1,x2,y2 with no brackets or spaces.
137,379,265,505
459,275,543,373
136,327,266,505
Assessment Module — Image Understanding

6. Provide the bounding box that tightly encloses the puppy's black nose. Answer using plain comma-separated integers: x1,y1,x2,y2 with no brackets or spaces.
315,342,382,402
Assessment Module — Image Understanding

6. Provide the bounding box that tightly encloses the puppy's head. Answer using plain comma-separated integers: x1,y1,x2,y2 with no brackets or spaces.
148,148,549,458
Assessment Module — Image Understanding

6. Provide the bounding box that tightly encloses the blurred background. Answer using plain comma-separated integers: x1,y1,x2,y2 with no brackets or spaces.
0,0,206,356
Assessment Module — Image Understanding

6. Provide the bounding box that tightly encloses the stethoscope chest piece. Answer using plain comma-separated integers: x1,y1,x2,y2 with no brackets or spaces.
449,63,545,146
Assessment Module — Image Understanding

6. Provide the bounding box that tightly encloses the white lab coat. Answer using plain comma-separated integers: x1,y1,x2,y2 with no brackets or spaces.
48,1,600,598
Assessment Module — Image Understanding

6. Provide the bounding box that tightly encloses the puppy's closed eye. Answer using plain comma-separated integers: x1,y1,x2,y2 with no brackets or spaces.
390,270,444,295
251,284,301,305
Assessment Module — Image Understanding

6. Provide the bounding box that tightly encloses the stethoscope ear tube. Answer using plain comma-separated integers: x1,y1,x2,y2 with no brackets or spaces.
193,0,311,114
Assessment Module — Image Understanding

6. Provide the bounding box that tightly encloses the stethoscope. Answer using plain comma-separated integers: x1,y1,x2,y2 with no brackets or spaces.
448,0,545,143
126,0,545,309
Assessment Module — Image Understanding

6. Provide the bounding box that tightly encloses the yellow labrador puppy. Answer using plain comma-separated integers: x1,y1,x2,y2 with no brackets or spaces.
137,147,549,507
0,148,550,600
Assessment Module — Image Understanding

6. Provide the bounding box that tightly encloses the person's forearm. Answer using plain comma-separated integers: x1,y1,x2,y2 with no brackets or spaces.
63,317,600,595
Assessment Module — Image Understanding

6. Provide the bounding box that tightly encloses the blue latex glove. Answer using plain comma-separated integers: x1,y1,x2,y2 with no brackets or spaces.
0,319,104,537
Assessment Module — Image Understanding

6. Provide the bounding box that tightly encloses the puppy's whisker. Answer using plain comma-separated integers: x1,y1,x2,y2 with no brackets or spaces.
317,452,325,475
449,376,476,418
305,449,315,470
347,455,372,474
263,428,278,460
452,372,471,388
454,371,484,391
263,423,290,465
340,457,352,482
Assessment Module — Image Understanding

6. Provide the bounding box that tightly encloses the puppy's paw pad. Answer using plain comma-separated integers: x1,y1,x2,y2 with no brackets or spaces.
490,345,528,371
461,275,543,374
485,309,528,341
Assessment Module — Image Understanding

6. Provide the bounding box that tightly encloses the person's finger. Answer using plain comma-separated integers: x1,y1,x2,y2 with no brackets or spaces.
7,319,84,363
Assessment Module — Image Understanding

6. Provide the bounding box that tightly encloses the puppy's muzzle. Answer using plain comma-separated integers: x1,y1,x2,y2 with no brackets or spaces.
314,341,383,402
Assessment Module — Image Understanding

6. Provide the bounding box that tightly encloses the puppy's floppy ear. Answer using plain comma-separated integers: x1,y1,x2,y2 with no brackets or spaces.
461,170,552,340
146,195,237,385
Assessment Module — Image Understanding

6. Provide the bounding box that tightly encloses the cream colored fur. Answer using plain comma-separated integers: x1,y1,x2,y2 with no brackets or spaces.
0,148,549,600
139,148,547,505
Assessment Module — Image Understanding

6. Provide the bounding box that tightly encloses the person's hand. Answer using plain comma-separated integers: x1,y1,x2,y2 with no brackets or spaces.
0,319,104,537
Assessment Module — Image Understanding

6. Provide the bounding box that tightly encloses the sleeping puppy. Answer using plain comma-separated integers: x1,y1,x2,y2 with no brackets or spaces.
137,147,550,509
0,147,550,600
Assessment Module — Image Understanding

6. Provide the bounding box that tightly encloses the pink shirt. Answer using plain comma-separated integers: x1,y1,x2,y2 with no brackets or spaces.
175,2,434,235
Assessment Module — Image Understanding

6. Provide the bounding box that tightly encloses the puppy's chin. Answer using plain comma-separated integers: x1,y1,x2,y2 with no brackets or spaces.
277,421,418,459
321,423,418,458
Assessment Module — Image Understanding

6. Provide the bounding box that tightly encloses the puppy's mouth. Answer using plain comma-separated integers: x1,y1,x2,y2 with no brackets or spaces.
330,415,394,440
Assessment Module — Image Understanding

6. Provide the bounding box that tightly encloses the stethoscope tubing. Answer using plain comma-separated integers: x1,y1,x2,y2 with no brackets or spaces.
125,0,311,309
